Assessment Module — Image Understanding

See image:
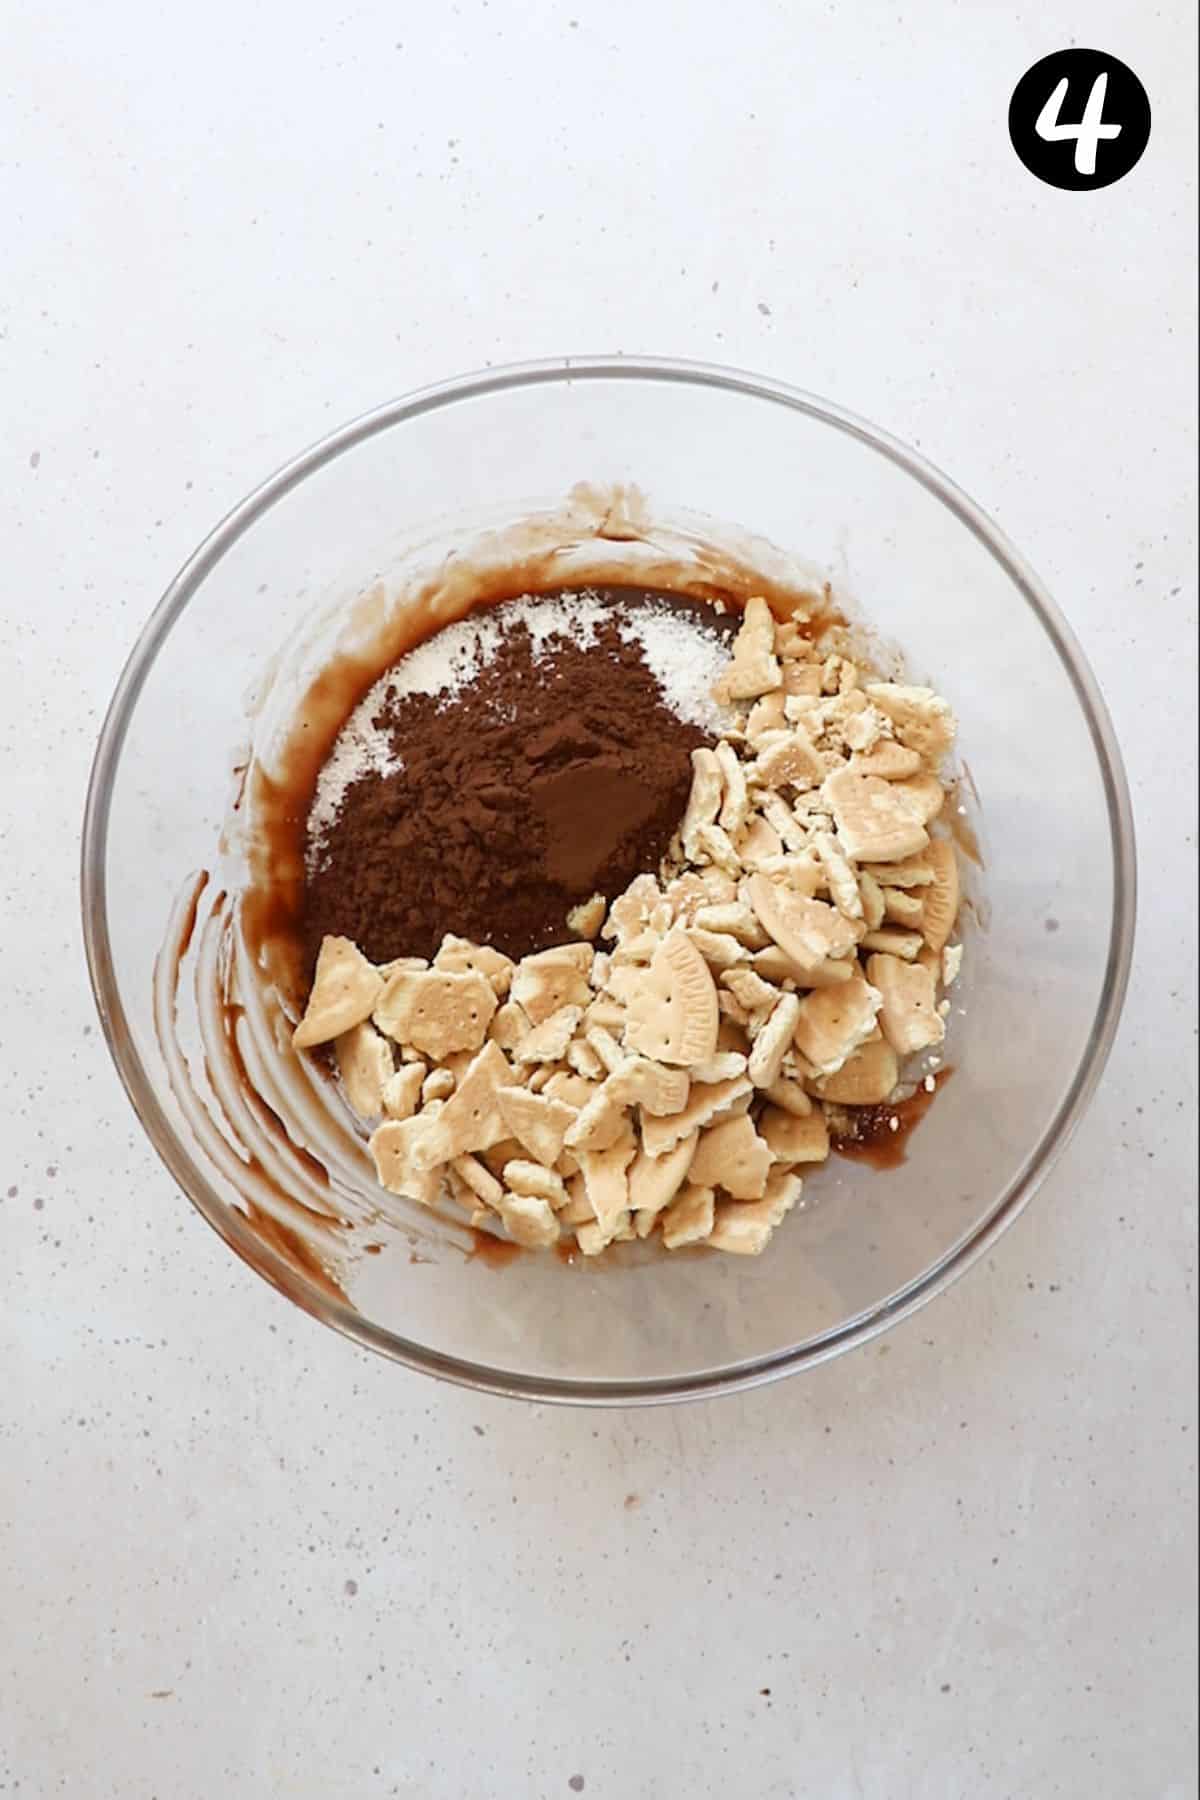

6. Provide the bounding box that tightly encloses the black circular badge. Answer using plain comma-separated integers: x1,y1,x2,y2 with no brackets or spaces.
1009,49,1150,190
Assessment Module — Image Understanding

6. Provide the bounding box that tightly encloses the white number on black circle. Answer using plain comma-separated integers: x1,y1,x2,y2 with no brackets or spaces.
1035,73,1122,176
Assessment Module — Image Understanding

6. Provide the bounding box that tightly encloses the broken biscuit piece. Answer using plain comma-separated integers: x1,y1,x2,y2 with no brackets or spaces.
369,1115,443,1208
605,1055,691,1118
737,815,784,867
494,1084,576,1166
421,1067,456,1105
864,682,957,766
661,1183,716,1250
822,768,930,864
746,875,861,974
452,1152,504,1209
567,1037,605,1081
921,838,960,953
497,1190,560,1249
433,935,514,997
624,929,719,1067
751,725,825,791
488,999,530,1053
511,1005,585,1065
866,953,946,1057
747,991,803,1089
510,945,594,1024
381,1062,426,1121
882,886,924,926
629,1131,699,1235
712,596,782,701
850,740,922,780
640,1074,752,1157
891,772,945,824
860,927,924,961
715,740,751,836
410,1041,511,1167
763,1075,813,1116
746,691,788,741
577,1128,638,1242
691,902,770,948
680,748,724,861
503,1160,569,1208
759,1106,830,1164
373,967,497,1060
861,852,934,888
687,926,751,971
809,1036,899,1105
813,831,863,920
792,970,882,1076
566,893,608,941
723,965,784,1017
563,1084,632,1154
708,1170,803,1256
335,1021,394,1118
601,873,662,947
689,1113,772,1200
691,1051,750,1084
293,936,384,1049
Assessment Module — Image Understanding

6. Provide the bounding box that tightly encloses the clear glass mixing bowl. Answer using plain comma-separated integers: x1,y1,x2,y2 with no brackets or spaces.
81,358,1135,1404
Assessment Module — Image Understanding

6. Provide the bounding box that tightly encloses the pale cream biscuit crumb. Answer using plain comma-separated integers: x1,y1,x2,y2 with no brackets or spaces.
421,1067,456,1104
822,768,930,864
510,944,594,1024
566,893,607,941
689,1113,772,1200
381,1062,426,1121
497,1190,560,1249
921,839,961,953
628,1131,699,1234
293,936,384,1049
860,927,924,961
623,929,719,1067
373,967,497,1060
452,1153,503,1209
747,990,803,1089
335,1021,394,1118
410,1041,511,1166
810,1036,900,1105
433,935,514,997
503,1160,569,1208
759,1106,830,1164
640,1074,752,1157
510,1005,585,1065
792,971,883,1076
661,1183,716,1250
708,1170,802,1255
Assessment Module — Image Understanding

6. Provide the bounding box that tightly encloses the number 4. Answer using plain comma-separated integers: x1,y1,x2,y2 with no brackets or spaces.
1036,72,1122,176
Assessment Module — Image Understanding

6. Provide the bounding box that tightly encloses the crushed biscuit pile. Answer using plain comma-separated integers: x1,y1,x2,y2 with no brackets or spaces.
291,597,965,1258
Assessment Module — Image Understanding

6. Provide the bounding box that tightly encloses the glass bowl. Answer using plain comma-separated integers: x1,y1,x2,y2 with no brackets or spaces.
81,357,1135,1404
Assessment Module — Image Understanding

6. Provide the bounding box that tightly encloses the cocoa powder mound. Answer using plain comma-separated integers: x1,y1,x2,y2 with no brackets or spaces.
301,589,734,967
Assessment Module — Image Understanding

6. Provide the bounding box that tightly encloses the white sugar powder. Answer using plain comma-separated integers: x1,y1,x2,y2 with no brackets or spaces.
306,588,734,852
617,605,733,738
307,712,401,859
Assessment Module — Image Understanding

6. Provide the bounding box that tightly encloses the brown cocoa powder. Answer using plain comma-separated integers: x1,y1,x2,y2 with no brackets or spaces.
301,588,735,968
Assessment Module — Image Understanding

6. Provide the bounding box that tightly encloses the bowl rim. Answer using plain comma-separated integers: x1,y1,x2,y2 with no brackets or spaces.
80,353,1137,1406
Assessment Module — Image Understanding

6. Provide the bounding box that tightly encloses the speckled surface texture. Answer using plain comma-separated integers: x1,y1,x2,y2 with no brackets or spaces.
2,2,1196,1795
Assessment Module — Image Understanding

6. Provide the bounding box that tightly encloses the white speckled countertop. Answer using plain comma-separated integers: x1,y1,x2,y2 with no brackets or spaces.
2,3,1196,1794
